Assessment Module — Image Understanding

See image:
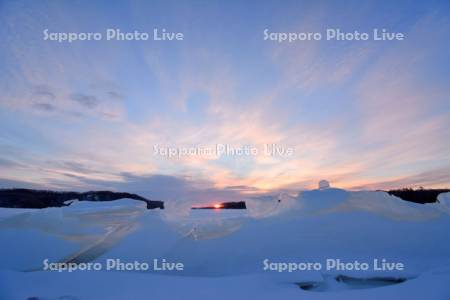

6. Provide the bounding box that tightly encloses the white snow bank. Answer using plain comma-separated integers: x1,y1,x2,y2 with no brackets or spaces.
437,192,450,207
345,191,441,221
249,189,444,221
295,188,348,215
0,199,148,270
245,193,297,218
428,192,450,215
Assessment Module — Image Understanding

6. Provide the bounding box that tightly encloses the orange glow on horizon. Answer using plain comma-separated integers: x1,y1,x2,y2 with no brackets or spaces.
213,203,223,209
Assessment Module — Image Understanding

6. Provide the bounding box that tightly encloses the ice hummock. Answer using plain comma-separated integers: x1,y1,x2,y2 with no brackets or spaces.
1,188,450,300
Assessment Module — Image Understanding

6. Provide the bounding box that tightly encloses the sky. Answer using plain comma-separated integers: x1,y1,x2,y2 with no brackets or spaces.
0,0,450,200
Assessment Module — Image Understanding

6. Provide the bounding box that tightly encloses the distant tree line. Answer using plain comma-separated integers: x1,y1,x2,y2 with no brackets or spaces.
387,188,450,204
0,189,164,209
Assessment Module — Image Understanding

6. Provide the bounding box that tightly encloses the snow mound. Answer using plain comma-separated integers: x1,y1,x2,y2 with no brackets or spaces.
294,188,348,215
346,191,441,221
432,192,450,215
249,189,444,220
245,193,297,219
437,192,450,207
0,199,148,270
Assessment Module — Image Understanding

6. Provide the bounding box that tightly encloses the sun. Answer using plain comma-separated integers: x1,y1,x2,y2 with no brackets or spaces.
213,203,223,209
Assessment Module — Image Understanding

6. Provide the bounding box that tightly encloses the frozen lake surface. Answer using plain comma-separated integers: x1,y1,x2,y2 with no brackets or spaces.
1,189,450,299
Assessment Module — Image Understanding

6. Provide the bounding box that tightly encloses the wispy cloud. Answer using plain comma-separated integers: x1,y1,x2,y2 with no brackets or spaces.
0,1,449,193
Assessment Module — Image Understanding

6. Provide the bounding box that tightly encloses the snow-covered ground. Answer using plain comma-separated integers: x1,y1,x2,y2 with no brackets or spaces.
1,189,449,299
